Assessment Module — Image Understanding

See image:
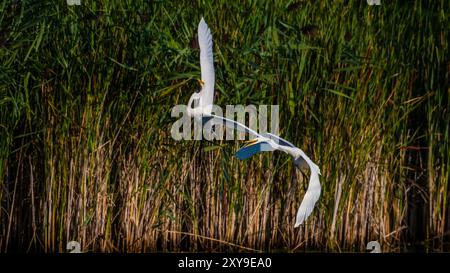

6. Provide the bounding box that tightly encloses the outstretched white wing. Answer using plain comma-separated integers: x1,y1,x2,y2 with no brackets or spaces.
283,146,321,227
198,17,215,114
261,132,296,147
271,143,321,227
294,169,321,227
206,114,321,226
206,114,260,137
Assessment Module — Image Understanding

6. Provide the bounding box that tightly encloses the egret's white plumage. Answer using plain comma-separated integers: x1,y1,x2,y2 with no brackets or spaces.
185,18,321,227
258,134,321,227
187,17,215,117
207,114,321,227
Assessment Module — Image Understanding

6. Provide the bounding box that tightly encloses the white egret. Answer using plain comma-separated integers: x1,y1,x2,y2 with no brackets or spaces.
185,18,321,227
204,115,321,227
186,17,215,117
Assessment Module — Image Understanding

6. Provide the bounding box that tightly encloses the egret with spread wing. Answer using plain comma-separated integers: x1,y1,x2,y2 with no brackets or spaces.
204,115,321,227
185,18,321,227
187,17,215,117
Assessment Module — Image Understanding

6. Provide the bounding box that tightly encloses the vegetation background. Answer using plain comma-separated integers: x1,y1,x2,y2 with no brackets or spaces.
0,0,449,252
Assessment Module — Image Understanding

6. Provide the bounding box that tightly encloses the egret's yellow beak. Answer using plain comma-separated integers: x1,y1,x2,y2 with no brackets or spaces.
197,79,205,86
244,138,259,147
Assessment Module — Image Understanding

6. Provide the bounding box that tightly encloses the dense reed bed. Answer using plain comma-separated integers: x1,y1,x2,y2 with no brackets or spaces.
0,0,449,252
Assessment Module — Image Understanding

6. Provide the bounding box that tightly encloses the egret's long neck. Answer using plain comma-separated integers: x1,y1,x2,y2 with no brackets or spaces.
198,86,213,115
186,92,202,117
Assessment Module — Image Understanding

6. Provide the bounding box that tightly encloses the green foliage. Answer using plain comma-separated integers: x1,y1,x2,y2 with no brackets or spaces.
0,0,448,252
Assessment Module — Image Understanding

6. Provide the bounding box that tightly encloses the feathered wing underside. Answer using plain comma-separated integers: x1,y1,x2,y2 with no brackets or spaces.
198,17,215,112
294,168,321,227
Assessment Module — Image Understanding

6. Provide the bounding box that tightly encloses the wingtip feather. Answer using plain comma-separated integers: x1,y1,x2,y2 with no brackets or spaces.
198,17,208,30
294,170,321,227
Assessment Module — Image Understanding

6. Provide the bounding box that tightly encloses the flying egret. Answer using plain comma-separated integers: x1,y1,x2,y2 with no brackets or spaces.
203,115,321,227
185,18,321,227
186,17,215,117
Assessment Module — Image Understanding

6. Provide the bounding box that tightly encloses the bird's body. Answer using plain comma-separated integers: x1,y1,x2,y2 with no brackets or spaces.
185,17,321,227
